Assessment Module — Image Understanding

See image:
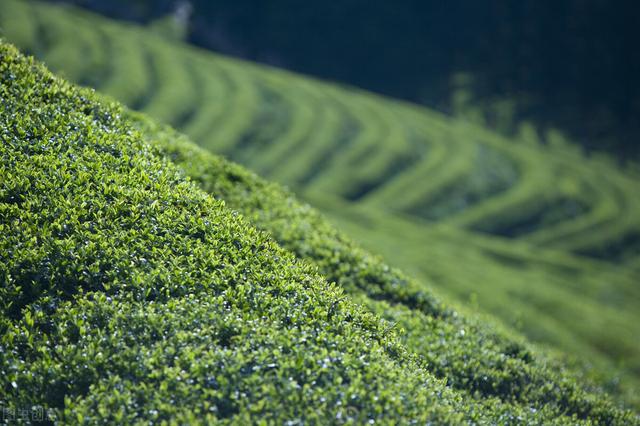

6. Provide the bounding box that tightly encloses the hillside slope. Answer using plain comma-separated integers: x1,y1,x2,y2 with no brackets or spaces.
2,0,638,404
1,41,639,423
0,41,479,424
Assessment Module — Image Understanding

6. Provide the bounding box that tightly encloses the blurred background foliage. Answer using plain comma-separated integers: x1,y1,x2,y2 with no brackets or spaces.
46,0,640,161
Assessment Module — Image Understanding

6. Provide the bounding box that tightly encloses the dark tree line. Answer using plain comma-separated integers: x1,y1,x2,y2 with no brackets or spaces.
49,0,640,160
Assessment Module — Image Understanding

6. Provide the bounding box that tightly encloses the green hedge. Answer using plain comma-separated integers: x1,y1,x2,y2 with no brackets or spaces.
0,42,466,424
1,42,637,423
2,4,639,380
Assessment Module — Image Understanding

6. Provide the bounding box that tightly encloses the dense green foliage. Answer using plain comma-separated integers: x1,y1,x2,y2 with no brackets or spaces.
0,39,638,424
1,1,640,423
0,39,633,423
0,42,460,424
2,1,639,404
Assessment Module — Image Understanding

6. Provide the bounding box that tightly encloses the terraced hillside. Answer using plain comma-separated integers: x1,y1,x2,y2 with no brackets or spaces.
3,38,640,424
1,0,640,411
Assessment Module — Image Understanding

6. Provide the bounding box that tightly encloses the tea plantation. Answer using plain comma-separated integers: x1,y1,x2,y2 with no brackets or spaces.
1,0,639,423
